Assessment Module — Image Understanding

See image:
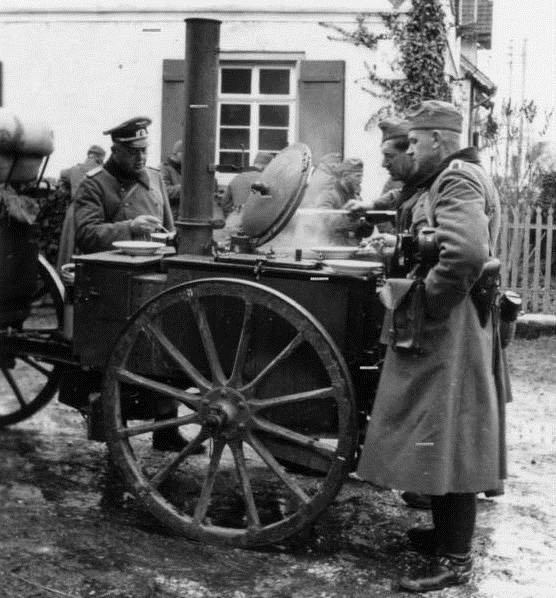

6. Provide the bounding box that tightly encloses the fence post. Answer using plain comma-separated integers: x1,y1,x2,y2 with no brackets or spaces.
500,204,509,289
543,207,554,313
510,206,520,290
521,205,531,310
532,207,543,312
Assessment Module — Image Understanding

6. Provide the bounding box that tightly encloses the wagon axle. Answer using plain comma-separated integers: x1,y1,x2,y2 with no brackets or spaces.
200,387,250,437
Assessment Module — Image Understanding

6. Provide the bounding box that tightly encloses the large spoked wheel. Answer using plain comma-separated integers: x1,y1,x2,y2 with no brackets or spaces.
0,255,64,427
103,278,357,547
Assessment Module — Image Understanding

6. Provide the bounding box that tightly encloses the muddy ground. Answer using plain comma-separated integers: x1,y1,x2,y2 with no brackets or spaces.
1,335,555,598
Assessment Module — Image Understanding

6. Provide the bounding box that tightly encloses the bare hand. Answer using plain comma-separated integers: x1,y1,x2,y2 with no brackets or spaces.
344,198,374,213
360,233,397,256
130,215,161,235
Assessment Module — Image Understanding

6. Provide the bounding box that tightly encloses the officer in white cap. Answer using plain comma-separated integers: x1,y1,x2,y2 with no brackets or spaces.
73,118,201,453
74,116,174,254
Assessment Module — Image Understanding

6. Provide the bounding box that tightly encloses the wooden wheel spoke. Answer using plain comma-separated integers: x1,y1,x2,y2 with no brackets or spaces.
246,431,310,505
189,297,226,385
240,332,305,393
252,416,336,460
228,300,254,386
193,438,227,524
144,322,212,391
114,367,203,408
119,412,200,439
251,386,335,413
1,366,27,408
19,355,52,377
230,439,260,529
150,430,210,490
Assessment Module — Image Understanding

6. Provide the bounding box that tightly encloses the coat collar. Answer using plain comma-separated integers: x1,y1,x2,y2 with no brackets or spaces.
420,147,481,190
104,156,150,188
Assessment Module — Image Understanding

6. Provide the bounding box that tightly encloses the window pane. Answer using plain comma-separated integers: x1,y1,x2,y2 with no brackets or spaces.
220,128,250,150
219,152,244,171
259,69,290,94
259,129,289,151
259,105,289,127
221,69,251,94
220,104,250,126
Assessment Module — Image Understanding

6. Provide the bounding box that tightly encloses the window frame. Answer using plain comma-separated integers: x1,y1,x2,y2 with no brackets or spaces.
217,61,298,170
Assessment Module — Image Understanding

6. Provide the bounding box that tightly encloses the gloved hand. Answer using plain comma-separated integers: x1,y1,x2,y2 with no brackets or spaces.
130,215,161,236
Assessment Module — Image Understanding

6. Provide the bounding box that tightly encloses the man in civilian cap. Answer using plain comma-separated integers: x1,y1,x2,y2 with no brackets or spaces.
357,100,510,592
74,116,174,254
160,139,183,219
73,117,199,454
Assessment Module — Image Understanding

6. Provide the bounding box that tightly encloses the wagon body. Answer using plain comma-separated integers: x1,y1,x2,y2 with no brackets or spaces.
1,18,393,548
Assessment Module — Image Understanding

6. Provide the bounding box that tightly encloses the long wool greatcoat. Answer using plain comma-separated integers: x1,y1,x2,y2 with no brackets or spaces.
74,161,174,254
357,152,509,495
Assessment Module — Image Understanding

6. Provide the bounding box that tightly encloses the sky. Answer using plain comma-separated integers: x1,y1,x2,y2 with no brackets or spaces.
479,0,556,146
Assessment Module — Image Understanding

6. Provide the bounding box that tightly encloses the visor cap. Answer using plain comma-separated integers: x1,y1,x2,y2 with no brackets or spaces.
103,116,152,147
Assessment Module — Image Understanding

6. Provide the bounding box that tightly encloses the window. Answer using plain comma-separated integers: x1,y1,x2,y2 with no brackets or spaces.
217,65,296,171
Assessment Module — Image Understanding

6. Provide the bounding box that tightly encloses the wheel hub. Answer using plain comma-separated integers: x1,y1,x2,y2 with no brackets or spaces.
199,387,249,437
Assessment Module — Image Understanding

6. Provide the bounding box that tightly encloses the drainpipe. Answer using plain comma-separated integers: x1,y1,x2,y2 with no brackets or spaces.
176,18,221,255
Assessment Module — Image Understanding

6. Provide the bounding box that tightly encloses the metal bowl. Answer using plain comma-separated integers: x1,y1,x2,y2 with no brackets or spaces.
112,241,165,256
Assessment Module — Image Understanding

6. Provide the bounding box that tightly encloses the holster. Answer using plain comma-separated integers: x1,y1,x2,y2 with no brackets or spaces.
470,258,501,327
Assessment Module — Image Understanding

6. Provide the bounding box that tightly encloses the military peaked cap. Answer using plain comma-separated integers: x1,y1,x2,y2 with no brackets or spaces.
103,116,152,147
378,116,409,142
406,100,463,133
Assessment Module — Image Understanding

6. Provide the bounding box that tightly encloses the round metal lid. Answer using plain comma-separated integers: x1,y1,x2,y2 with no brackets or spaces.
240,143,312,247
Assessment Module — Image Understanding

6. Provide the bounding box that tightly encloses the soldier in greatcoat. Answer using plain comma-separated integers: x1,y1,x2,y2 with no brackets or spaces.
357,101,510,592
73,117,203,454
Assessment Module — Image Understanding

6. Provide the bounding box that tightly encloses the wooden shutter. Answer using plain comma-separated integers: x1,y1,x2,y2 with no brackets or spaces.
161,60,186,163
298,60,345,166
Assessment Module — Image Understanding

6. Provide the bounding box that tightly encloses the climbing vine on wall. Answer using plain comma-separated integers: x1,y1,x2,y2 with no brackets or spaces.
321,0,452,126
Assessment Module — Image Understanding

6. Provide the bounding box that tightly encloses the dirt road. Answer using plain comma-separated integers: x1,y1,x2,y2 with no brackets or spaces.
1,336,555,598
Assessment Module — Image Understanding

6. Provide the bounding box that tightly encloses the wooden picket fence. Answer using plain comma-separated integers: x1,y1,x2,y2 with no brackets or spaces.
499,206,555,314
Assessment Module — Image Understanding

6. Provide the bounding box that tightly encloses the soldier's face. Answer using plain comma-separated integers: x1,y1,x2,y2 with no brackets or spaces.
381,140,413,182
407,130,439,179
113,144,148,174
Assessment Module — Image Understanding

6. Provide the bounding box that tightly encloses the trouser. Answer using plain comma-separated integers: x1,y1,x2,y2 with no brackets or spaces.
430,493,477,555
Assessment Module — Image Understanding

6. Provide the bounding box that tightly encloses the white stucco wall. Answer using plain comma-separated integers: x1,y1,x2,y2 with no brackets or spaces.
0,7,401,197
0,1,460,199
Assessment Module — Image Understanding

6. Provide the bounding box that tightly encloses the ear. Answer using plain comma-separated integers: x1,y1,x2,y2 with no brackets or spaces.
431,130,441,148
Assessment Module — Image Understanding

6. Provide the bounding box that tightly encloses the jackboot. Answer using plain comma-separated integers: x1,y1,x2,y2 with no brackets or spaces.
406,526,439,555
152,410,205,454
397,553,472,593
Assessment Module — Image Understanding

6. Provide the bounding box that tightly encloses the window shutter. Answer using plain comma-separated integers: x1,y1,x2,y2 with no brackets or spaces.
161,59,186,163
298,60,345,165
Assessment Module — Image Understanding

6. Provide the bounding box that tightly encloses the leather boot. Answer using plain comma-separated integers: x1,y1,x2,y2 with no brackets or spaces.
152,410,205,453
401,491,432,510
152,427,205,453
407,526,439,554
397,553,472,593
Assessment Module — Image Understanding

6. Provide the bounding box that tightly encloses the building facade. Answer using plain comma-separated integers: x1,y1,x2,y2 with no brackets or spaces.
0,1,493,196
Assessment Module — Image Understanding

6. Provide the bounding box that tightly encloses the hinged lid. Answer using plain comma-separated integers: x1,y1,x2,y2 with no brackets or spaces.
240,143,312,247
